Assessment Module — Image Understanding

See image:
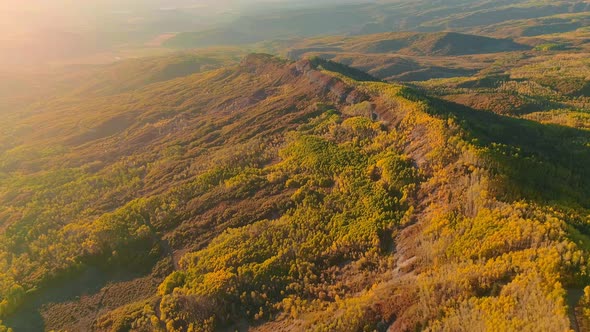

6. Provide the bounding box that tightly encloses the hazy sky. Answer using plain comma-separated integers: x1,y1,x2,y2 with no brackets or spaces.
0,0,375,66
0,0,294,12
0,0,287,27
0,1,228,36
0,0,364,34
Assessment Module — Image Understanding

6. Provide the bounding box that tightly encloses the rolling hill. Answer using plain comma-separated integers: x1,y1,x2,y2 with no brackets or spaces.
280,32,528,82
340,32,528,56
285,32,529,58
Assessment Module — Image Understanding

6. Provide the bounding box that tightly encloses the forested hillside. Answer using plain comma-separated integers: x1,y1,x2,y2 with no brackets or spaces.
0,52,589,331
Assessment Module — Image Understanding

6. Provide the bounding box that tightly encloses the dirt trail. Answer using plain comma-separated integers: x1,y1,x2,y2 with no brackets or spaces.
568,288,584,332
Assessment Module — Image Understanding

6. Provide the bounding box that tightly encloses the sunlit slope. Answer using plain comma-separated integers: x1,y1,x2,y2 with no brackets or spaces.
0,54,589,331
0,54,373,330
0,51,244,114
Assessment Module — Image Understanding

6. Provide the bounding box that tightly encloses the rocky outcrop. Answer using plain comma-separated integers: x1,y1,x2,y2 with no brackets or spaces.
293,59,368,104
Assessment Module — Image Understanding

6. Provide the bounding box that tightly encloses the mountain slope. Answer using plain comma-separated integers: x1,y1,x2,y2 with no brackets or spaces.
1,54,590,331
0,54,370,331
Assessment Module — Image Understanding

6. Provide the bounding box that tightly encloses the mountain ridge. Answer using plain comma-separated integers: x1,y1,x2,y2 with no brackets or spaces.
1,54,588,331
